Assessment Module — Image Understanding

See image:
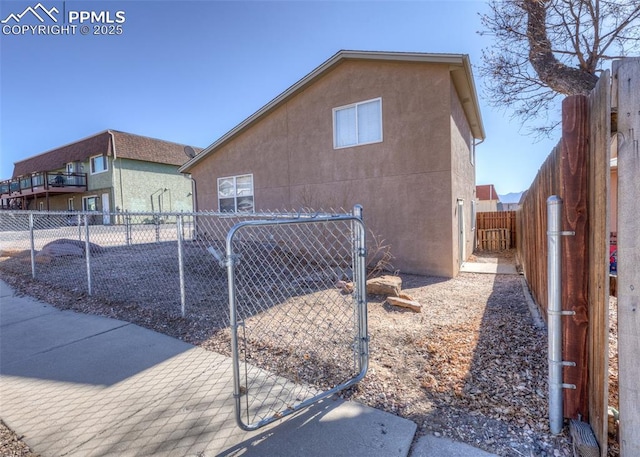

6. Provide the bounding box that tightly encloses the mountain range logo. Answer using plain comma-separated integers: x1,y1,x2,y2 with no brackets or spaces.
1,3,59,24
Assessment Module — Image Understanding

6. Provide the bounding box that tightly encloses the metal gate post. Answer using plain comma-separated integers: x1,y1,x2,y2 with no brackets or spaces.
29,213,36,279
177,214,186,317
547,196,576,434
225,230,243,429
84,214,92,296
155,214,160,243
353,205,369,373
125,211,132,246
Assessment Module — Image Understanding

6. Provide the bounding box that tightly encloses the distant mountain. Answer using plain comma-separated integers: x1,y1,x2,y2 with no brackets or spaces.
499,192,524,204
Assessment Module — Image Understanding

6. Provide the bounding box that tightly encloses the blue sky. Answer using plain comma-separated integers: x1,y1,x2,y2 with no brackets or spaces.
1,0,558,195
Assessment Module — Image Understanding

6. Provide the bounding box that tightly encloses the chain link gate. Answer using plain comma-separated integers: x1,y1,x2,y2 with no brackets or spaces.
225,207,369,430
0,206,369,431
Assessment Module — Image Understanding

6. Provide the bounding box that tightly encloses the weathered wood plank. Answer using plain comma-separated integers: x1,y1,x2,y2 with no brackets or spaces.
559,95,590,420
516,145,560,319
613,57,640,456
587,70,611,456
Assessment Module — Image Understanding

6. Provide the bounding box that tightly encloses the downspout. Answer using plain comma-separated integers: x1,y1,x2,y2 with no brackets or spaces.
473,138,484,148
473,138,484,166
184,174,198,212
109,130,125,213
184,174,198,240
472,138,484,248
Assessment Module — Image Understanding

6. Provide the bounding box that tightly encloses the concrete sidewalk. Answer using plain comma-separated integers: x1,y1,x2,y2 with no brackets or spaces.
460,261,518,275
0,279,495,457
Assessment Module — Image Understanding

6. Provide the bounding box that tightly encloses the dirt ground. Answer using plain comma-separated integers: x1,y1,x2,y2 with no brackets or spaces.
0,248,619,457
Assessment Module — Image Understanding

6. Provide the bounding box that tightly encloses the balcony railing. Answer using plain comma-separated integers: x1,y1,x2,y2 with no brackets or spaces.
0,172,87,197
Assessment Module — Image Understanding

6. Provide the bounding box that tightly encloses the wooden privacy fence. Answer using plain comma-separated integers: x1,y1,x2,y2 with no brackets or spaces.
612,58,640,457
476,211,516,250
516,71,611,455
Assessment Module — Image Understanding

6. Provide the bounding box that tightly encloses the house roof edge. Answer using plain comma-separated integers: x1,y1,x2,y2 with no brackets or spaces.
12,130,111,168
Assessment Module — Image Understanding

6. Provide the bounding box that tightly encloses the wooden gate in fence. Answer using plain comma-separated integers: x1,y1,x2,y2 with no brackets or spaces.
476,211,516,250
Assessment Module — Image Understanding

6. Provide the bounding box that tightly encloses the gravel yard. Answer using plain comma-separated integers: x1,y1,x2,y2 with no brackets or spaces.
0,419,38,457
0,248,619,457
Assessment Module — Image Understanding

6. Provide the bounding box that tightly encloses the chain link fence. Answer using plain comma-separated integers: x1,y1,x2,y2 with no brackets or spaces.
0,208,368,429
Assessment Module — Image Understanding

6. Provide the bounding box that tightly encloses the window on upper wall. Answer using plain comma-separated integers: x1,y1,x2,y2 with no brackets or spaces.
333,98,382,149
90,155,108,174
218,174,254,213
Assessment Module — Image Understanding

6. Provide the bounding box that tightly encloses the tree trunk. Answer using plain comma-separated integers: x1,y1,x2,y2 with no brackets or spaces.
524,0,599,95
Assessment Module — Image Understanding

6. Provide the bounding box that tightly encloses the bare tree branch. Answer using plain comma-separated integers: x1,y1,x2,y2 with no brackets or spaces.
523,0,599,94
479,0,640,135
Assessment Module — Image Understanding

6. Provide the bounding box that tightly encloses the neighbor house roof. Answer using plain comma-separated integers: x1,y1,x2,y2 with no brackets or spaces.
12,130,201,178
180,50,486,173
476,184,500,201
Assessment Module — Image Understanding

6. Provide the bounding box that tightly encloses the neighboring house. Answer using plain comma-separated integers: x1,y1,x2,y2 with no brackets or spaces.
502,202,520,211
476,184,501,212
180,50,485,277
0,130,199,221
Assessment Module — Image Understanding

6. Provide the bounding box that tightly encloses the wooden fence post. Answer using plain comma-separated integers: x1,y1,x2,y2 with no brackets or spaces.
613,57,640,456
559,95,590,420
587,70,611,456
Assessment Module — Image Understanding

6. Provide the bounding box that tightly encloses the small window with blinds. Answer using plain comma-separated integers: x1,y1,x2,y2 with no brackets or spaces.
333,98,382,149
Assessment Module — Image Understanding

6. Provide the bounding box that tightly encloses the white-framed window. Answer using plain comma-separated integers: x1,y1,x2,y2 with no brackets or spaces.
83,195,98,211
90,155,108,174
333,97,382,149
68,198,75,211
38,201,44,211
218,174,254,212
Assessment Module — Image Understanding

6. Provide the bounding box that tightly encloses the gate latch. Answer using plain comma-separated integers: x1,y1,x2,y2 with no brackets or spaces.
207,246,241,268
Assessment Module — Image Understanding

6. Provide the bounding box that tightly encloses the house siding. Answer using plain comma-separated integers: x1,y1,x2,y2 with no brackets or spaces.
4,131,197,216
113,158,192,213
27,188,110,212
191,59,470,276
476,200,499,212
87,157,113,191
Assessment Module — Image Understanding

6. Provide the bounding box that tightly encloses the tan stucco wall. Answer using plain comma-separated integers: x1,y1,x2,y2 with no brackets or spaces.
449,83,476,274
192,60,477,277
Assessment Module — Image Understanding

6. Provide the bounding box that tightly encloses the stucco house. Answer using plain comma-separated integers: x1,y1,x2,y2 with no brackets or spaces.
0,130,199,221
180,50,485,277
476,184,501,212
